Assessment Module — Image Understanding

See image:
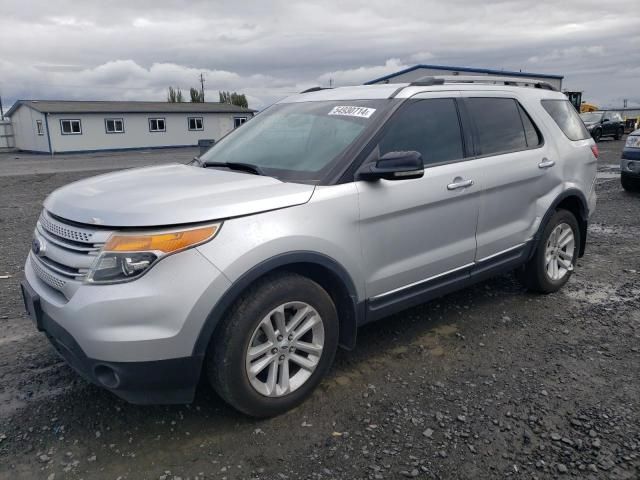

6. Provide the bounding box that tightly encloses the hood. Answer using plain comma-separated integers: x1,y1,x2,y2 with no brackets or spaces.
44,164,315,227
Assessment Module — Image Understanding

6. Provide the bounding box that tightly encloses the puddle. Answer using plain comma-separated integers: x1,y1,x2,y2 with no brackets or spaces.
596,172,620,179
563,282,640,305
326,323,459,388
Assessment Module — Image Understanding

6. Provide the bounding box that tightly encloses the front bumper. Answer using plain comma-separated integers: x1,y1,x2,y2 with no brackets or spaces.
21,279,203,404
621,154,640,179
23,248,232,404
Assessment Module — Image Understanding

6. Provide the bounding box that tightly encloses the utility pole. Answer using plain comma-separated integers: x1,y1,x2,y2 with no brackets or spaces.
199,73,205,102
329,77,333,88
623,99,628,108
0,94,4,119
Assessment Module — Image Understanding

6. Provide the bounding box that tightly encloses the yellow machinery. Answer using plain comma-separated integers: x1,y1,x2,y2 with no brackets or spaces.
580,102,599,113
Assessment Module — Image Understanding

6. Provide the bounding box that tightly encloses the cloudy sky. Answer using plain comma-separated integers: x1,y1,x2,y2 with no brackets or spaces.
1,0,639,111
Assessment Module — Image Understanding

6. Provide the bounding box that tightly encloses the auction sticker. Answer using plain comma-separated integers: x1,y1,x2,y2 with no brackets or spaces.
328,106,376,118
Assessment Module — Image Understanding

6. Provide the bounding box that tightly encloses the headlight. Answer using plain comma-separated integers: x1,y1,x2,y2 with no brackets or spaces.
626,136,640,148
86,223,221,284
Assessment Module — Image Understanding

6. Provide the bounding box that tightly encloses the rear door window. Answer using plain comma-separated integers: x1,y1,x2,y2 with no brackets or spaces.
541,100,591,141
466,98,529,156
378,98,464,166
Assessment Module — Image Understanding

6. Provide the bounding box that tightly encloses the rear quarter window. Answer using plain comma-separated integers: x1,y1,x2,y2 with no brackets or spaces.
541,99,591,141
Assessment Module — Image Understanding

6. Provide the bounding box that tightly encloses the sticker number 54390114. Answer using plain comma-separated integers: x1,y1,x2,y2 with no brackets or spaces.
328,106,376,119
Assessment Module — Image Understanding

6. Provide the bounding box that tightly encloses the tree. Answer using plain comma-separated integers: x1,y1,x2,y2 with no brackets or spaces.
190,87,204,103
219,91,248,108
167,86,184,103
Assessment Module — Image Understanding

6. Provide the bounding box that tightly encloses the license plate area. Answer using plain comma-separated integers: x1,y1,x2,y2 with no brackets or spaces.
21,281,44,330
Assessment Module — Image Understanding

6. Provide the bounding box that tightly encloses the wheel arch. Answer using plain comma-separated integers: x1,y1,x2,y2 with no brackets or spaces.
192,251,363,357
536,189,589,258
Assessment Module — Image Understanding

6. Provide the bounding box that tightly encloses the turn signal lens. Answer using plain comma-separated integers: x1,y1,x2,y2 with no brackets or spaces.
86,223,221,284
104,224,220,253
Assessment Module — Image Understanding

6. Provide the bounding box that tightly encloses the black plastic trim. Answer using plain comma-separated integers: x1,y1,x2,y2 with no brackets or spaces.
192,251,362,355
365,241,533,323
536,189,589,258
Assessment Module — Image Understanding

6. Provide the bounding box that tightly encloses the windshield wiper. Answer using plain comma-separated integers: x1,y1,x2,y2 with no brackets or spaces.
202,161,266,176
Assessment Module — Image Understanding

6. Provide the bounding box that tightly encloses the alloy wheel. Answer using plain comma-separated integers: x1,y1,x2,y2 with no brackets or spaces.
245,301,324,397
544,223,575,281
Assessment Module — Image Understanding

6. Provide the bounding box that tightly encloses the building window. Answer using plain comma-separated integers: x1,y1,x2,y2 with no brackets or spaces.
234,117,248,128
60,119,82,135
36,120,44,135
149,118,166,132
105,118,124,134
188,117,203,131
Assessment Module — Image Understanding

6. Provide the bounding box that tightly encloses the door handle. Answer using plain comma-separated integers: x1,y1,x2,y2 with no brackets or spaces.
447,179,474,190
538,158,556,169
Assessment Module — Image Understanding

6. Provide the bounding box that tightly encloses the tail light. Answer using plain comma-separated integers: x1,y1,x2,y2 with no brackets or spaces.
591,145,599,159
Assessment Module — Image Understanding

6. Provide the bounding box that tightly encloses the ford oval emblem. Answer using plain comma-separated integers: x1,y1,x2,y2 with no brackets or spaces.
32,238,46,256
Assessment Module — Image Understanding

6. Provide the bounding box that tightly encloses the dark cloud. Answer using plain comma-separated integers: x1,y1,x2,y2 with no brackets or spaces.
1,0,638,110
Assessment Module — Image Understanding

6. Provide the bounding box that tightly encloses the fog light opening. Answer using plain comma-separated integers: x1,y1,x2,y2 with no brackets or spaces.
94,364,120,389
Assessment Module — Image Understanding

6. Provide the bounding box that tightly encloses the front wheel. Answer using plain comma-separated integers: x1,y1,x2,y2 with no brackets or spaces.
206,272,338,417
517,209,580,293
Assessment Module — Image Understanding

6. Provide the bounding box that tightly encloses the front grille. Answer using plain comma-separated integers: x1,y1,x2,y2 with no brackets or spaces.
31,211,111,294
39,213,95,243
31,255,67,290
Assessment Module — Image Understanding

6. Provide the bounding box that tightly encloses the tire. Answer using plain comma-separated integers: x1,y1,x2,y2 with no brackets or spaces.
517,209,580,294
592,128,602,142
614,127,624,140
621,173,640,192
206,272,339,417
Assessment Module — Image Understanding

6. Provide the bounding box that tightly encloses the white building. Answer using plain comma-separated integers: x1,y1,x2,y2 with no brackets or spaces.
5,100,255,154
365,64,563,91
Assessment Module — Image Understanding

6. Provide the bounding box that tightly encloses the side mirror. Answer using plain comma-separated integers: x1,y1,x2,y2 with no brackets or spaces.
358,151,424,181
602,118,609,123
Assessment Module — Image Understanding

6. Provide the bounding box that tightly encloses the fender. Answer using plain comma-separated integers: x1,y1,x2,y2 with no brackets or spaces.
531,188,589,259
192,251,362,356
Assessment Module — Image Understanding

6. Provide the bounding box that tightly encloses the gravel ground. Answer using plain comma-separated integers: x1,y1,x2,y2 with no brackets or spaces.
0,139,638,479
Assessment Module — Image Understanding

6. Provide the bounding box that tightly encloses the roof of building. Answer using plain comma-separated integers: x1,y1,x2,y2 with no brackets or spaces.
364,64,564,85
6,100,255,117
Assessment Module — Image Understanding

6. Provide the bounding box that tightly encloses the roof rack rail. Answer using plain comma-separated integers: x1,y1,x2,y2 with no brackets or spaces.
408,75,557,91
300,86,332,94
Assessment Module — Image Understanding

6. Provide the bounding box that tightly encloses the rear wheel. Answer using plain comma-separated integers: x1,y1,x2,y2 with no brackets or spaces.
614,127,624,140
517,209,580,293
592,128,602,142
206,272,338,417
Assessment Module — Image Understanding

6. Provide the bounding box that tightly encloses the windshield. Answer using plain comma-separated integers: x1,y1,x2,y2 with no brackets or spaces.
201,100,387,182
580,112,603,123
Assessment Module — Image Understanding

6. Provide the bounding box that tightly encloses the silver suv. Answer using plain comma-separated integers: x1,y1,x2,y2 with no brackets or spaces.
21,76,598,417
